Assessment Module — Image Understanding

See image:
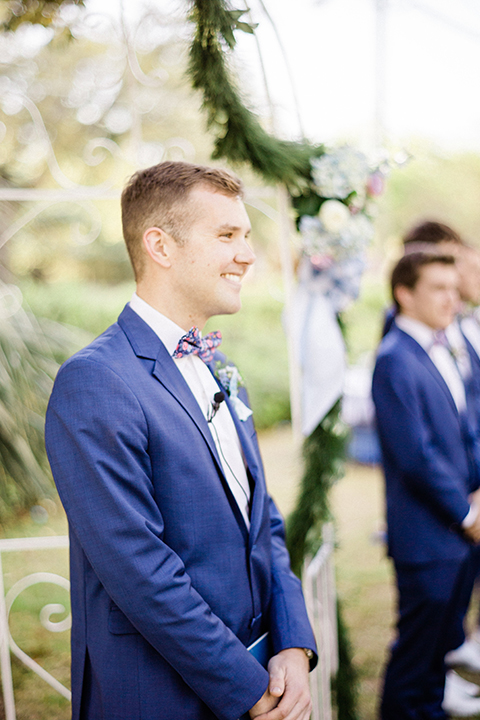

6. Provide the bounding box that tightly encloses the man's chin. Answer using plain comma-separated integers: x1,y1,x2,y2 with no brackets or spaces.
218,299,242,317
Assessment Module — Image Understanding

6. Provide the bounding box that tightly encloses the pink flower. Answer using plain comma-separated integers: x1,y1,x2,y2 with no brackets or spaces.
367,172,384,197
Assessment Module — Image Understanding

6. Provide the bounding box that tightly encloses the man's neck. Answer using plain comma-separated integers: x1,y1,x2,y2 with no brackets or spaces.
135,285,205,332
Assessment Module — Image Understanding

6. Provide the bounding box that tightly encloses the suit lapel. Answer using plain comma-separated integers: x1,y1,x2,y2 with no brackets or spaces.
397,329,458,415
118,305,224,472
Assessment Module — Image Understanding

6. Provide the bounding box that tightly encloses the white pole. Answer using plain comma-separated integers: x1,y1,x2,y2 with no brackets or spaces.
0,552,16,720
277,186,302,442
374,0,388,151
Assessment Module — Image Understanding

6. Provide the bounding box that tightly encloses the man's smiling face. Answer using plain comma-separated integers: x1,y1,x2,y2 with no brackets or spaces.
167,186,256,329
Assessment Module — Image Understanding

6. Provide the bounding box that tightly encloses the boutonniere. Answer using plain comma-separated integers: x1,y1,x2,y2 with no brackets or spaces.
448,346,461,362
214,361,253,422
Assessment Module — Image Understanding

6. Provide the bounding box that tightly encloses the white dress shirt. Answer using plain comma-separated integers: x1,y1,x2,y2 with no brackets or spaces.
395,315,467,412
129,293,251,527
395,314,475,527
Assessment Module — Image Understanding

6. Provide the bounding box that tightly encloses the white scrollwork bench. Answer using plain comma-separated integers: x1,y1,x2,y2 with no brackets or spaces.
0,536,70,720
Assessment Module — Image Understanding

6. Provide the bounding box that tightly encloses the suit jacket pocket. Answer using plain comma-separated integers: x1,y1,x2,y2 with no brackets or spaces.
108,606,140,635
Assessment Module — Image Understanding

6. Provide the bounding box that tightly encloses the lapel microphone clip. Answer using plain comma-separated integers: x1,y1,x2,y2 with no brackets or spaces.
208,391,225,422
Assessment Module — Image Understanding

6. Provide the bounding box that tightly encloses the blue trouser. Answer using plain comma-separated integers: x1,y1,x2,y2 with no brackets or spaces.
381,553,476,720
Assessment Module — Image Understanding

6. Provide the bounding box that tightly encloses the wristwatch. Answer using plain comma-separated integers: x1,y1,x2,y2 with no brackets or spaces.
303,647,314,660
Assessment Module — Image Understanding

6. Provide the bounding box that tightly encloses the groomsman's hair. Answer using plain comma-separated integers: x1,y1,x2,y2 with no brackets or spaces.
121,161,244,280
403,221,463,254
391,252,456,312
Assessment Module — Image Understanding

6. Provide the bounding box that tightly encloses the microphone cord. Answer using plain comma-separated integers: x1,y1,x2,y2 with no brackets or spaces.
208,399,250,504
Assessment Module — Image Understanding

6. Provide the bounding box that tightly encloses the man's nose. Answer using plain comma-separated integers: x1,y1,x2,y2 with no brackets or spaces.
236,239,256,266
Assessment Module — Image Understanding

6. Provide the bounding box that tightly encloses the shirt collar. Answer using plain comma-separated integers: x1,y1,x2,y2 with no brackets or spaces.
129,293,188,356
395,314,436,351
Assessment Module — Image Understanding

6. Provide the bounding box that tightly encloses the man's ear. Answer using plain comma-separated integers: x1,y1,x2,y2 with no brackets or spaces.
142,227,175,268
394,284,412,313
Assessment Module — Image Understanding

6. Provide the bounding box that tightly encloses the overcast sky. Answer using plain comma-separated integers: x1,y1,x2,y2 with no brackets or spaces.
234,0,480,153
89,0,480,153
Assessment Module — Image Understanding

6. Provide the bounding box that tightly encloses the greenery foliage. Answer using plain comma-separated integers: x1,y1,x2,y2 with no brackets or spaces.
187,0,324,186
286,402,347,577
286,406,359,720
0,302,82,519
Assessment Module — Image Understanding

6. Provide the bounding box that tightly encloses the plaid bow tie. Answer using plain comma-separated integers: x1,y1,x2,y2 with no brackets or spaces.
173,327,222,364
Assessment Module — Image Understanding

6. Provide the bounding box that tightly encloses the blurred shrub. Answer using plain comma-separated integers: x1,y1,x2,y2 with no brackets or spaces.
0,299,85,519
20,279,134,339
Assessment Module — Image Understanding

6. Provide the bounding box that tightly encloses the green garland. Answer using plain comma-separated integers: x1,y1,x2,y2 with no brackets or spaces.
286,401,347,577
188,0,324,187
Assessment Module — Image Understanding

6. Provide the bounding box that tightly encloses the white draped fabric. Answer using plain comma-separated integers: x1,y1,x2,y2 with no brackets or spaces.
291,285,346,437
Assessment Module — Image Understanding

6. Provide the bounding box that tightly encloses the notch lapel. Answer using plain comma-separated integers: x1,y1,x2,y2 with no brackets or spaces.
399,329,458,415
118,305,223,471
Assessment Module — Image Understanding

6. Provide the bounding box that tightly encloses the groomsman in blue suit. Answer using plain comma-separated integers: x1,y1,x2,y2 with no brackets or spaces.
372,252,480,719
45,162,316,720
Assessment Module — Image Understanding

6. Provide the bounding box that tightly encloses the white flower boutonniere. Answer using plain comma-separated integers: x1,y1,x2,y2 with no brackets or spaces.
215,361,253,422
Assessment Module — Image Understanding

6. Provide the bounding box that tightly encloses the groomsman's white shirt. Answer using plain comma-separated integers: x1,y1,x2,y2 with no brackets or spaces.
395,315,467,412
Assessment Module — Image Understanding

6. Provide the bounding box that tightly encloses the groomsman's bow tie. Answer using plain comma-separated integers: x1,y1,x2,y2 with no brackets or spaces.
173,327,222,363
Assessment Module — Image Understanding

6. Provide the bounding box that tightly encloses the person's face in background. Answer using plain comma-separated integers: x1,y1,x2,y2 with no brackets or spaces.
395,262,460,330
456,246,480,305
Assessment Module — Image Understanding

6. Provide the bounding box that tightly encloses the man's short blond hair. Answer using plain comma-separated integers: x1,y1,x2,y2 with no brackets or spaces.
121,161,244,280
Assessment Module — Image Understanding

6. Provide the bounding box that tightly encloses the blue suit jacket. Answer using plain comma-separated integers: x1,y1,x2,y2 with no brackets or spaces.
372,325,480,565
45,305,316,720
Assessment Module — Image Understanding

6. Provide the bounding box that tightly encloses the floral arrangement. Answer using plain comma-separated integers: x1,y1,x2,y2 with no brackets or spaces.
291,146,386,312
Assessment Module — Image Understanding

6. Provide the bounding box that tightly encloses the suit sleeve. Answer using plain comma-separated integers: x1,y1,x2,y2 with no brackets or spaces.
267,496,318,668
45,357,268,720
372,352,471,526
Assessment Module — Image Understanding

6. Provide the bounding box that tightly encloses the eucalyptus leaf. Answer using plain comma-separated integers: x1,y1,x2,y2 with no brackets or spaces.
226,9,247,22
234,21,258,34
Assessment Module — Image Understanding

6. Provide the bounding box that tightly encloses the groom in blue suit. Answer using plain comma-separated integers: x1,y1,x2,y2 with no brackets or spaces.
45,161,316,720
373,252,480,719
